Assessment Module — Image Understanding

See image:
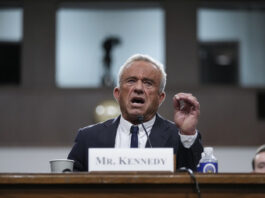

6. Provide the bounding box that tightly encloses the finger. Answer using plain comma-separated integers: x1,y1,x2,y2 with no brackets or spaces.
173,94,191,111
173,96,180,110
176,92,193,98
174,93,193,105
174,93,200,111
176,93,194,100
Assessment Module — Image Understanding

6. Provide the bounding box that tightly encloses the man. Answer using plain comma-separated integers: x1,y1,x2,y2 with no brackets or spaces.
252,144,265,173
68,54,203,171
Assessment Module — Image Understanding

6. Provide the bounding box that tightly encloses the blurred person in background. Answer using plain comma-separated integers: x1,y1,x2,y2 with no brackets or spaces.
252,144,265,173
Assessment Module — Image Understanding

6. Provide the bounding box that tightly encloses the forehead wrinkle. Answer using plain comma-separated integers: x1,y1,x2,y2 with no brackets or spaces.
132,65,160,77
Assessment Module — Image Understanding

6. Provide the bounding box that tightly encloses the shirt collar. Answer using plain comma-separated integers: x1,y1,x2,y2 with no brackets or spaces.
119,115,156,135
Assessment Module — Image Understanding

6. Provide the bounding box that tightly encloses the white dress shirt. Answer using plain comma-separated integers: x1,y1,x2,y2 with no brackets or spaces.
115,115,197,149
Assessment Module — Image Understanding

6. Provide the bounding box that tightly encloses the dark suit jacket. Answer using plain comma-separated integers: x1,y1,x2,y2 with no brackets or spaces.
68,114,203,171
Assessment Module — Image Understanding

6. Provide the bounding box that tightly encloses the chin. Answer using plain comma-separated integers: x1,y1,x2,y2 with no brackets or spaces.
132,110,145,116
127,111,144,119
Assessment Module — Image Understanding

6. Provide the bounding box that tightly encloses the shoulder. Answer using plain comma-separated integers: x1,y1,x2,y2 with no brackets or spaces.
154,114,180,141
80,118,115,131
76,117,119,138
156,114,179,130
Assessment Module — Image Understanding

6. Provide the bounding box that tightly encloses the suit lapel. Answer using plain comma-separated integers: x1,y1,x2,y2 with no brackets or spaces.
146,114,171,148
100,115,171,148
101,116,120,147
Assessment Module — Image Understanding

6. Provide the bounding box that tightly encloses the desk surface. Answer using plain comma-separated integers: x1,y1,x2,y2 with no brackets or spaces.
0,173,265,198
0,172,265,184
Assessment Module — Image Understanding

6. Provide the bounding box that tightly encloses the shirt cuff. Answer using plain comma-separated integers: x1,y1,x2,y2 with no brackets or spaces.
179,130,198,148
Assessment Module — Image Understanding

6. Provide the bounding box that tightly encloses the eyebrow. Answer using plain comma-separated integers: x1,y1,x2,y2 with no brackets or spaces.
142,77,156,84
124,76,155,82
257,162,265,167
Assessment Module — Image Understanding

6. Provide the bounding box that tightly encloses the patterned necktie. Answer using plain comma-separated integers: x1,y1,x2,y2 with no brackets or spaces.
130,125,139,148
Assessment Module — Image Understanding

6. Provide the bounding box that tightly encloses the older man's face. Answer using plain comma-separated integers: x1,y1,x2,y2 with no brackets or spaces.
254,152,265,173
113,60,165,123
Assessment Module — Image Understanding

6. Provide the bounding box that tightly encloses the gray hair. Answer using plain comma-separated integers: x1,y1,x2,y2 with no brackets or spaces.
252,144,265,170
117,54,167,93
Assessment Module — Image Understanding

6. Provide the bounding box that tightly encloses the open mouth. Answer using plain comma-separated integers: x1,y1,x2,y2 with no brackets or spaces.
131,97,145,104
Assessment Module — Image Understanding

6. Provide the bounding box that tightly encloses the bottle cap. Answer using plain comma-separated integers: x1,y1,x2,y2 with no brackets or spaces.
204,147,213,154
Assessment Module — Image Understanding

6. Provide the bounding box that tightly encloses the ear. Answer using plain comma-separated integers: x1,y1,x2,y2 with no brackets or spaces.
158,91,166,106
113,87,120,102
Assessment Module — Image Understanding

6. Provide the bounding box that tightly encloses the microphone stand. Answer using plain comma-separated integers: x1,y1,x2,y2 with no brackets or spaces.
137,115,152,148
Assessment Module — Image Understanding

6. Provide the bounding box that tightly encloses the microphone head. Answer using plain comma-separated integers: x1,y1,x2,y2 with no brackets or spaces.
137,115,144,122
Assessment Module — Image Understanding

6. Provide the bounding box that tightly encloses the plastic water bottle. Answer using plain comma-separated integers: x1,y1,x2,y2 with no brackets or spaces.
197,147,218,173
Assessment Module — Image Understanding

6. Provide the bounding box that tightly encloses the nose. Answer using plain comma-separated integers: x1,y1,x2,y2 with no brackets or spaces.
134,80,144,94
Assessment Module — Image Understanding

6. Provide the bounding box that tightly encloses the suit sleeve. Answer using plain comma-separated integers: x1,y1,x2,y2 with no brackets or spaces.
176,132,203,171
67,129,88,171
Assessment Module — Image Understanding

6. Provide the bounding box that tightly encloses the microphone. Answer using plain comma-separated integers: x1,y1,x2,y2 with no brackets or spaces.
137,115,152,148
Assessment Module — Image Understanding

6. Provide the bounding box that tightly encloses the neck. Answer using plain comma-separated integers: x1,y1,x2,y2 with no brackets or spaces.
122,114,156,125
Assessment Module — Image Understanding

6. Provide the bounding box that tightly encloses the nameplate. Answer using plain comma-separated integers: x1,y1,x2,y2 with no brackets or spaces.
88,148,174,172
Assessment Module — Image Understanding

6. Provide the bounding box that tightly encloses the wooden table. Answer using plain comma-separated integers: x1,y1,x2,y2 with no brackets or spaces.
0,173,265,198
